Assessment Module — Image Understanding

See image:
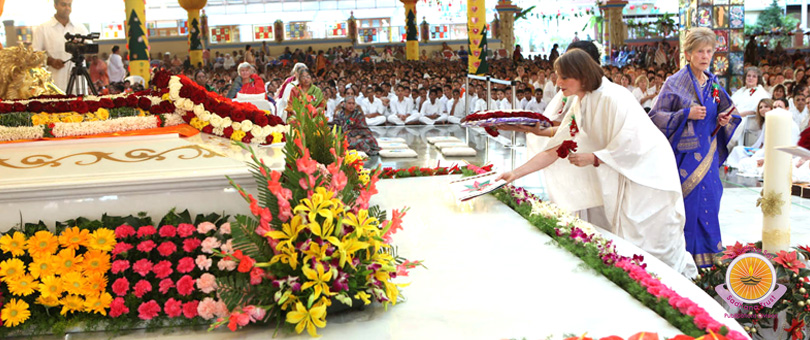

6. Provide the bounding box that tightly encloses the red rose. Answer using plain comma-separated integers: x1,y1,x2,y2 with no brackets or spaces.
176,275,195,296
242,133,253,143
112,242,133,256
111,260,131,274
254,114,269,126
115,224,136,239
177,257,195,274
183,112,195,122
160,101,175,113
138,97,152,111
112,277,130,296
137,240,157,253
179,86,192,99
137,225,157,238
54,101,70,112
27,101,43,112
223,126,234,137
11,103,25,112
137,300,161,320
86,101,100,113
202,125,214,134
484,126,499,137
152,70,171,89
152,260,174,279
112,97,127,108
183,238,201,252
158,225,177,238
158,278,175,294
231,111,246,122
132,259,154,277
73,100,89,113
190,91,206,104
100,98,115,108
182,301,199,319
126,94,138,107
157,241,177,257
0,103,11,112
177,223,195,237
133,279,152,298
110,297,129,318
164,298,183,318
799,127,810,149
556,140,578,159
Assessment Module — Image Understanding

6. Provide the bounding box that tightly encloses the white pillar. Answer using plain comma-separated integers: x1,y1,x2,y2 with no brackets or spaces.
803,0,808,30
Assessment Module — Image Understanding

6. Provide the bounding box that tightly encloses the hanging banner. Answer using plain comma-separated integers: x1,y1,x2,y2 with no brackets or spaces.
402,0,419,61
468,0,488,74
124,0,150,85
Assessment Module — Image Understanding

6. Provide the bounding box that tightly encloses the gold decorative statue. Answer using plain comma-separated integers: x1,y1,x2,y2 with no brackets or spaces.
0,44,64,100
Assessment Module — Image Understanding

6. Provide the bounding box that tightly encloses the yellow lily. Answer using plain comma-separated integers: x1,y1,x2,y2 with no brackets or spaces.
293,188,334,223
301,263,334,301
308,217,335,239
302,242,328,263
354,291,371,305
265,215,305,248
342,210,379,236
269,243,299,270
285,301,327,337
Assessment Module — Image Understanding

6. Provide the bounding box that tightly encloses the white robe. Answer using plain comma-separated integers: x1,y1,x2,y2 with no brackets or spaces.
275,80,298,122
542,78,698,277
729,85,771,147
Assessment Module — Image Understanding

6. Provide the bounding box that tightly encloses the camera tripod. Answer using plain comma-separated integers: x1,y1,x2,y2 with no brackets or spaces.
65,55,98,96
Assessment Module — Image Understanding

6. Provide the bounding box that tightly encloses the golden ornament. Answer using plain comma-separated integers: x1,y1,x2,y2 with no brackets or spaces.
178,0,207,11
0,44,63,99
756,190,785,218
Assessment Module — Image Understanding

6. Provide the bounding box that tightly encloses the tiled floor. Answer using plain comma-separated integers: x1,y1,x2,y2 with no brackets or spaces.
369,125,810,248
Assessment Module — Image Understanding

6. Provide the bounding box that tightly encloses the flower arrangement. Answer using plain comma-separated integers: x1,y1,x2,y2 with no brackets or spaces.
379,163,493,179
493,185,748,340
693,242,810,338
207,90,419,336
460,109,553,129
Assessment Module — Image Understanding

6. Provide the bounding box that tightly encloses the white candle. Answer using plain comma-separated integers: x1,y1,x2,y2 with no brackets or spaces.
762,108,792,253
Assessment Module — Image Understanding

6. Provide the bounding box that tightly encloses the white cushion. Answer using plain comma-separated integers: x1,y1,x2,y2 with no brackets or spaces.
434,142,468,149
377,137,406,143
380,148,418,158
427,136,463,144
440,147,477,157
379,142,409,149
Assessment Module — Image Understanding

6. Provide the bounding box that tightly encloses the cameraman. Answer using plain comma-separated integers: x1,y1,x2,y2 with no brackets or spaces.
32,0,89,94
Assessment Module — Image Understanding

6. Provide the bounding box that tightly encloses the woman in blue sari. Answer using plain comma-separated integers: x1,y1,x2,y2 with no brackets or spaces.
648,28,740,267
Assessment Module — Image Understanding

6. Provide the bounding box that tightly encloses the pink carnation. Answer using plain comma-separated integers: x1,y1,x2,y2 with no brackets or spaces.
197,297,217,320
177,275,195,296
112,242,133,256
111,260,131,274
693,313,713,330
221,239,234,255
243,305,266,322
201,237,221,254
152,260,173,279
197,222,217,234
137,225,157,238
183,300,199,319
137,240,157,253
183,238,201,253
196,273,218,293
132,259,153,277
138,300,161,320
115,224,136,239
218,259,237,271
157,241,177,257
112,277,130,296
214,299,229,318
177,257,195,274
164,298,183,318
177,223,195,237
133,279,153,298
195,255,212,271
110,297,129,318
159,225,177,238
219,222,231,235
158,278,175,294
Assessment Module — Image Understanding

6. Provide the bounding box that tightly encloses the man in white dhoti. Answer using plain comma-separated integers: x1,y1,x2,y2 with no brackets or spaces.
33,0,90,94
360,87,387,126
419,88,447,125
497,50,698,278
388,86,420,125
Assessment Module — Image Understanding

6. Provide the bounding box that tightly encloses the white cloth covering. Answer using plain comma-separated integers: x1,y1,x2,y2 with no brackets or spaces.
540,78,698,277
33,16,90,94
275,80,297,122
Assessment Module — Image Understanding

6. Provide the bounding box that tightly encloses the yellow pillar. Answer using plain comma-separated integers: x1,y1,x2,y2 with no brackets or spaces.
599,0,628,59
495,0,520,58
125,0,150,85
179,0,207,67
401,0,419,60
468,0,487,74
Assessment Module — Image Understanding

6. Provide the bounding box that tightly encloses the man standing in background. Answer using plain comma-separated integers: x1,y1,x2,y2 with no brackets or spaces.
33,0,90,93
107,45,126,83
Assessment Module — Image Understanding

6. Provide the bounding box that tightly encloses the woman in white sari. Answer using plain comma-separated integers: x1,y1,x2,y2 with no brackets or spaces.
497,50,698,277
729,67,771,148
275,63,309,121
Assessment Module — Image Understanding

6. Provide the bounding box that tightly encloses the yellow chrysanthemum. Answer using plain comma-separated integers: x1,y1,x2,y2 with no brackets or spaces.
230,130,246,141
83,272,107,296
29,254,56,279
0,232,27,257
84,292,112,316
54,248,83,276
58,227,89,251
61,272,86,296
271,132,283,144
1,298,31,327
81,250,110,276
38,275,63,299
60,294,85,316
36,295,61,307
87,228,116,252
7,274,38,297
0,258,26,281
26,230,59,258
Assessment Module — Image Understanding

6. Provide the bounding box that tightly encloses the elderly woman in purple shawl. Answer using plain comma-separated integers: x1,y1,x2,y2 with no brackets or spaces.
648,27,740,268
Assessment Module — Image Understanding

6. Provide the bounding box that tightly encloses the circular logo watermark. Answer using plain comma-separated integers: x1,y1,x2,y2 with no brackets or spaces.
724,253,776,304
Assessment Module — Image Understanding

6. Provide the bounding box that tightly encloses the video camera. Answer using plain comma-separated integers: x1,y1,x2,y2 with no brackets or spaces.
64,32,100,57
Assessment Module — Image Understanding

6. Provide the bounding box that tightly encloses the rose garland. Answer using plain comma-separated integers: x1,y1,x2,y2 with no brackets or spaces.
379,163,493,179
461,109,552,123
493,185,748,340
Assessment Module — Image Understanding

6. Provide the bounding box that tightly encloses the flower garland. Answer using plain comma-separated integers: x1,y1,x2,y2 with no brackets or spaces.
693,242,810,338
461,110,552,124
379,163,493,179
493,185,748,340
163,73,287,145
